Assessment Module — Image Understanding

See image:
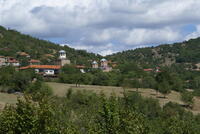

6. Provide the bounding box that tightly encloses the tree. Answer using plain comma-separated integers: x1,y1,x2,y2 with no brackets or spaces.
157,81,171,98
97,95,120,134
181,91,194,108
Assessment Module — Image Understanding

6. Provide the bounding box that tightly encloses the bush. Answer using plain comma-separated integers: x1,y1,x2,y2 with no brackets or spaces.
181,91,194,108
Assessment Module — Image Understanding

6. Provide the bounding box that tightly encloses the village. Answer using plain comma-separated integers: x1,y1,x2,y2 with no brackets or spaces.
0,50,162,76
0,50,118,76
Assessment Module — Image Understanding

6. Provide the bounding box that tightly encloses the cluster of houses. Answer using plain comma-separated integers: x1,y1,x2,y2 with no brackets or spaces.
0,56,20,67
91,59,113,72
0,52,33,67
0,49,163,76
0,50,115,76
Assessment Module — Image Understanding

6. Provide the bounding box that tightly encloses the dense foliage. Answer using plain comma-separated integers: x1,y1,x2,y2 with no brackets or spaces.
0,90,199,134
107,38,200,66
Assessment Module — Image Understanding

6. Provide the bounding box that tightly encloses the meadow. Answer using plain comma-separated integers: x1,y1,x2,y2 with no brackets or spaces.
0,82,200,114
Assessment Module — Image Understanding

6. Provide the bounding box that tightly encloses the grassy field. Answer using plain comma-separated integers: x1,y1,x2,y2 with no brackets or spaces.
47,82,200,115
0,82,200,115
0,92,18,110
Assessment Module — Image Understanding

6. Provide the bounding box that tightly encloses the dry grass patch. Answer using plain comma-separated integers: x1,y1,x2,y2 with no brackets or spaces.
0,93,18,110
47,82,200,115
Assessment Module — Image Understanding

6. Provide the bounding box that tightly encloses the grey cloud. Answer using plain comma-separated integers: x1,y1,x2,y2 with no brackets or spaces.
1,0,200,55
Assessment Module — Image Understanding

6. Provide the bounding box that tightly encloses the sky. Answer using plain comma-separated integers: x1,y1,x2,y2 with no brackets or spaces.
1,0,200,56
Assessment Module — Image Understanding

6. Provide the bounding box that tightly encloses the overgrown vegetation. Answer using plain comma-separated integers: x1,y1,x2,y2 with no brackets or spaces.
0,90,199,134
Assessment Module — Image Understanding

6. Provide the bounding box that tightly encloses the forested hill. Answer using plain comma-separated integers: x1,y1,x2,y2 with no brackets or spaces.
0,26,101,65
107,38,200,67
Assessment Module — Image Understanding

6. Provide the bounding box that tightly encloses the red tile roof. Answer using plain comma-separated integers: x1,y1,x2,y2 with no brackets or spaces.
144,68,153,72
8,59,19,63
20,65,61,70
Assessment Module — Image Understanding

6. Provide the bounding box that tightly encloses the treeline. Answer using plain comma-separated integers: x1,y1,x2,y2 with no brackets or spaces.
0,90,200,134
58,63,200,97
0,66,52,98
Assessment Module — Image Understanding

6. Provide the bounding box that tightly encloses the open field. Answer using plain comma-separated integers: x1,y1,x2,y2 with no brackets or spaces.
0,92,18,110
47,82,200,115
0,82,200,114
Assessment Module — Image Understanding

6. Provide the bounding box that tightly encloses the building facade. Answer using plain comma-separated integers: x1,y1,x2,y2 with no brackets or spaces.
92,61,98,68
58,50,70,66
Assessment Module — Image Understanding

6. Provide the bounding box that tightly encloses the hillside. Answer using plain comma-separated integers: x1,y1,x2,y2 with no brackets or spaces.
2,24,200,68
107,38,200,67
0,26,101,66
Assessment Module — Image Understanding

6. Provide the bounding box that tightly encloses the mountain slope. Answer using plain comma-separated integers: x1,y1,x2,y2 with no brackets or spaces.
107,38,200,67
0,26,101,65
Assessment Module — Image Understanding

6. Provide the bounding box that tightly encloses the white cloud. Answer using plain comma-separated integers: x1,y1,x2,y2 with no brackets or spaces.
185,25,200,40
1,0,200,55
125,27,181,45
99,49,115,56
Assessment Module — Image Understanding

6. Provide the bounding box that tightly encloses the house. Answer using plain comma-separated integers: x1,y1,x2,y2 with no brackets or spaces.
100,58,108,68
0,56,20,67
5,57,20,67
76,65,86,73
91,58,112,72
20,65,61,76
108,60,118,68
143,67,162,73
92,61,98,68
143,68,153,72
29,59,40,65
17,52,30,58
19,50,72,76
155,67,161,72
0,56,6,66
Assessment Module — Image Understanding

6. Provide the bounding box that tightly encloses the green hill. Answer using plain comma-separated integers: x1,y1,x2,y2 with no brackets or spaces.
2,25,200,68
0,26,101,66
107,38,200,67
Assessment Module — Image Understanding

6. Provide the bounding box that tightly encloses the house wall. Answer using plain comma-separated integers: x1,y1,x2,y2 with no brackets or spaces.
60,59,71,66
12,62,20,67
101,61,108,67
0,57,6,66
92,64,98,68
44,69,55,75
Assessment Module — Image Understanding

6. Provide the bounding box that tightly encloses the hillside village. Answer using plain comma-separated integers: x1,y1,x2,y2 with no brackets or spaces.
0,50,116,76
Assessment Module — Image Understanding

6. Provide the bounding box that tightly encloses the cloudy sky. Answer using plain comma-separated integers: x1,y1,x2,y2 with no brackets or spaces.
1,0,200,56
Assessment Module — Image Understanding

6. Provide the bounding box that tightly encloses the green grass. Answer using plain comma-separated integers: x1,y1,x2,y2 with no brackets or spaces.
0,82,200,115
47,82,200,115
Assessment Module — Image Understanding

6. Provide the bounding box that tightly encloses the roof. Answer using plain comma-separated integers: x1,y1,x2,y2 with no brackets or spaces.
18,52,29,56
59,50,66,53
92,61,98,64
20,65,61,70
29,59,40,63
144,68,153,72
100,58,107,62
7,59,19,63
